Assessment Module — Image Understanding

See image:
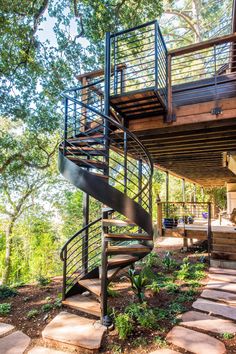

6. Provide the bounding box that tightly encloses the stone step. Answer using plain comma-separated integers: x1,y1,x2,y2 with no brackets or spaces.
192,298,236,321
208,273,236,283
206,279,236,293
28,347,70,354
149,350,180,354
42,311,106,352
0,322,14,337
201,289,236,304
0,330,31,354
62,294,101,317
180,310,236,334
166,326,226,354
210,267,236,276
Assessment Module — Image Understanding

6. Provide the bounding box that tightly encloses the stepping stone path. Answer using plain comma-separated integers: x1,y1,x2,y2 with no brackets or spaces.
42,311,106,352
166,326,226,354
153,267,236,354
0,322,14,337
28,347,71,354
0,330,30,354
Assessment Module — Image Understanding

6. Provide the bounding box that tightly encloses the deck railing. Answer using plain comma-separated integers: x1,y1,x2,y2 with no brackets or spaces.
168,33,236,112
157,201,212,256
107,21,168,106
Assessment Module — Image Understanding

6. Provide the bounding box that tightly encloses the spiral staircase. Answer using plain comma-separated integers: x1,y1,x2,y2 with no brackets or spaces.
57,22,166,325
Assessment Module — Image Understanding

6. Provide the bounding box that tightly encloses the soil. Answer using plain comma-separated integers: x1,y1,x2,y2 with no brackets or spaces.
1,241,236,353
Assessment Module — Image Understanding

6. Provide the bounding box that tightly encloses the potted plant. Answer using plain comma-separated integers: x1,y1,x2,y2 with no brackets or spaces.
163,204,178,229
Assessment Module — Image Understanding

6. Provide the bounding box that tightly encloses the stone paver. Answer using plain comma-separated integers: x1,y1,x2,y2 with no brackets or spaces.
180,310,236,334
210,267,236,276
166,326,226,354
193,298,236,321
42,311,106,350
206,279,236,293
28,346,70,354
201,289,236,304
149,349,180,354
0,330,30,353
208,273,236,283
0,322,14,337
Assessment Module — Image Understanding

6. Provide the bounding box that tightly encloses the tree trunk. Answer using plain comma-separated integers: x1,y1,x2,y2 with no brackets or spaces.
192,0,202,42
2,218,15,284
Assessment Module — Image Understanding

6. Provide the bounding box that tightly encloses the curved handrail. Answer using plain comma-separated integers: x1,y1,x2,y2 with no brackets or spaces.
62,88,153,201
60,216,102,261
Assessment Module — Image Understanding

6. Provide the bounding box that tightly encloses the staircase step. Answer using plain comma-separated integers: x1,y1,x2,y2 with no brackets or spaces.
108,254,138,267
66,149,106,156
105,233,152,241
90,172,108,180
78,278,101,297
42,311,106,351
68,157,107,169
62,294,101,317
71,134,104,141
102,219,136,227
107,244,151,255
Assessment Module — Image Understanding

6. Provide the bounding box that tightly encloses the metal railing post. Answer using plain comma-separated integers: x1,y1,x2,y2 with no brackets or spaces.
63,97,68,156
62,248,67,301
82,192,89,274
124,132,128,194
104,32,111,177
154,21,159,89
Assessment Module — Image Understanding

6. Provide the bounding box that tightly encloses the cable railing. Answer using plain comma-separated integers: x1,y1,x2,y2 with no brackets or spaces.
108,20,168,107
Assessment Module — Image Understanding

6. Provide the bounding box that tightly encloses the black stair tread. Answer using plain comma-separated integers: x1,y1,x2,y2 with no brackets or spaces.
107,244,151,255
102,219,136,227
69,134,104,141
104,233,152,240
68,157,107,169
78,278,101,297
108,254,138,266
62,293,100,317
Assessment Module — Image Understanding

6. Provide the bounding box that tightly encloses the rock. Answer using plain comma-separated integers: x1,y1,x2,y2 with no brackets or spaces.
0,322,14,337
210,267,236,276
193,298,236,321
166,326,226,354
208,273,236,283
28,346,70,354
201,289,236,304
206,280,236,293
180,310,236,334
42,311,106,351
0,330,30,353
149,349,180,354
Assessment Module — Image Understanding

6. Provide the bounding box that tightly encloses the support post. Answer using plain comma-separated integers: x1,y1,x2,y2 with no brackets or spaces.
182,178,185,203
207,202,212,263
62,248,67,301
157,202,163,236
82,192,89,274
63,97,68,156
124,132,128,194
167,54,175,122
166,171,169,217
154,21,159,89
81,77,88,131
138,159,143,233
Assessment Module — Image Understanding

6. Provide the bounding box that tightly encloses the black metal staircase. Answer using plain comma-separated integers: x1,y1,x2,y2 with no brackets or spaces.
58,21,166,325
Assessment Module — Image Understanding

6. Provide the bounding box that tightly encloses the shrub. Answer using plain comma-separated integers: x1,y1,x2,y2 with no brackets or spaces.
125,302,158,329
41,303,53,312
164,282,180,294
0,285,18,299
162,252,177,271
146,280,160,293
115,313,133,339
221,332,234,340
0,303,11,316
36,275,51,287
126,269,147,302
145,252,160,267
107,286,119,298
27,309,39,319
54,299,62,308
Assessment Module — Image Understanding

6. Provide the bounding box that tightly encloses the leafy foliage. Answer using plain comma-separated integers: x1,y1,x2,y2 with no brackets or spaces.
115,313,133,340
0,303,11,316
27,309,39,319
0,285,18,299
126,269,147,302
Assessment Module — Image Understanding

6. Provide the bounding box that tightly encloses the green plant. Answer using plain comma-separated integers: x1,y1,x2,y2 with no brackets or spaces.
0,285,18,299
108,344,122,353
145,252,160,268
221,332,234,340
115,313,133,339
154,335,167,348
41,303,53,312
126,269,147,302
168,302,186,315
146,280,160,293
125,302,158,329
54,299,62,308
0,303,11,316
162,252,177,271
164,282,180,294
107,286,119,298
133,337,148,347
27,309,39,319
36,275,51,287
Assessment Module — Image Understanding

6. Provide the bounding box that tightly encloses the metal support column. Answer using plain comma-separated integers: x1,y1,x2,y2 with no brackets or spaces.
166,171,169,217
82,192,89,274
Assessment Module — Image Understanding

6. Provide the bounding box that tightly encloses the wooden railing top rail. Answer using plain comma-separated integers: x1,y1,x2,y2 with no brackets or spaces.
157,201,210,205
169,32,236,57
76,64,126,81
